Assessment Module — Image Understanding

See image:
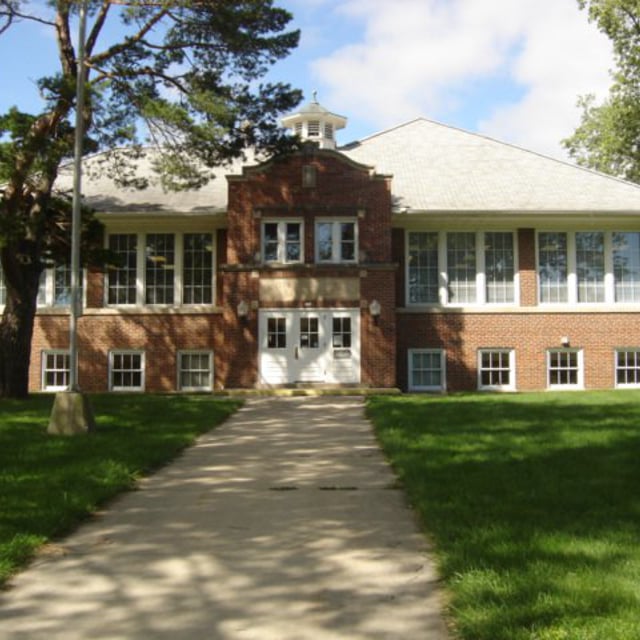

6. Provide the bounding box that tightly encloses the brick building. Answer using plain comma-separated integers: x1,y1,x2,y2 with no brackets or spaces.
11,97,640,393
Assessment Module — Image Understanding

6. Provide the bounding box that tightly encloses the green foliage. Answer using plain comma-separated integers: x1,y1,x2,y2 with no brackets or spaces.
564,1,640,181
0,393,241,585
368,391,640,640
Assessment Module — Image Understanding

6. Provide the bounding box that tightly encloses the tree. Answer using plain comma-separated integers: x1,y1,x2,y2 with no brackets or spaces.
564,0,640,182
0,0,302,398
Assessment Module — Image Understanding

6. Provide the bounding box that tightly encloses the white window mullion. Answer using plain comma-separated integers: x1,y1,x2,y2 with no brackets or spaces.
604,231,615,304
136,232,145,306
438,232,448,305
175,233,184,307
567,232,578,305
476,231,486,305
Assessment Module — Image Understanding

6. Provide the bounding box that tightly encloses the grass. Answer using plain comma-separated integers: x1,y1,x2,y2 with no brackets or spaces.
0,393,241,586
366,391,640,640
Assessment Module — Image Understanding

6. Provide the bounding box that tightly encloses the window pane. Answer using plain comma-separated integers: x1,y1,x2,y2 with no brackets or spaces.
317,222,333,261
340,222,356,261
42,351,70,390
539,232,568,303
267,317,286,349
613,232,640,302
576,232,604,303
183,233,213,304
411,351,443,389
485,232,514,303
146,234,175,305
108,234,137,305
285,223,301,262
548,350,580,386
111,352,144,390
408,232,439,304
54,264,74,307
479,350,512,388
263,223,279,262
447,232,476,303
179,352,212,390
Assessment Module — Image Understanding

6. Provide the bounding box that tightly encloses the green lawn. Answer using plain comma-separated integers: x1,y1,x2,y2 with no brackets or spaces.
0,393,240,586
367,391,640,640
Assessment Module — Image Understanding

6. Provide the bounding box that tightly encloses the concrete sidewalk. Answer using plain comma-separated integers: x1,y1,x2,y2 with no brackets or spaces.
0,397,450,639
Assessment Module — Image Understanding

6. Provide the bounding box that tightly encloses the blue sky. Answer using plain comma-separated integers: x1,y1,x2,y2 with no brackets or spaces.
1,0,614,159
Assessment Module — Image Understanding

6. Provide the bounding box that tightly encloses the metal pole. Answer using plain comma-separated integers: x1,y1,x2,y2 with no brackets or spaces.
69,0,88,392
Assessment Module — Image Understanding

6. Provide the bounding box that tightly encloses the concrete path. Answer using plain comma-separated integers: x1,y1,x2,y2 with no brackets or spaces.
0,397,450,639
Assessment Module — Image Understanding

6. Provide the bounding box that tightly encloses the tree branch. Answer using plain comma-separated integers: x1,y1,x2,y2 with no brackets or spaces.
86,1,112,58
54,4,76,78
88,7,169,66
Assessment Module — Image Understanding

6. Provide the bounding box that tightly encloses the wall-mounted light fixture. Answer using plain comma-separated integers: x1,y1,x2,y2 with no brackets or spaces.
561,336,570,347
237,300,249,321
369,299,381,325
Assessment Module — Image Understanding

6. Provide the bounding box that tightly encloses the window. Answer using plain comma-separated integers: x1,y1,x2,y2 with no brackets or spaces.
447,232,477,303
408,349,446,391
478,349,515,391
407,231,515,306
332,317,352,348
145,233,175,305
267,317,286,349
262,221,302,263
485,232,515,303
178,351,213,391
41,351,70,391
538,232,568,303
576,232,605,302
324,123,334,140
182,233,213,305
316,220,357,263
307,120,320,137
615,350,640,387
408,232,439,304
300,317,319,348
302,165,317,188
108,234,137,305
613,232,640,302
106,232,214,307
547,349,583,388
110,351,144,391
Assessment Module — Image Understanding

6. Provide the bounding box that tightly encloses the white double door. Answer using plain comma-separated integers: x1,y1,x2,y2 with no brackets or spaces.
259,309,360,385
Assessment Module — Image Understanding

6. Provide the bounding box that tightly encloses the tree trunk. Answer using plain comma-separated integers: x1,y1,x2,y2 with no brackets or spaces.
0,252,42,399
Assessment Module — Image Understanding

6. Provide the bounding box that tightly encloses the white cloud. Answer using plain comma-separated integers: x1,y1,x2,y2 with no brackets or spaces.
310,0,613,158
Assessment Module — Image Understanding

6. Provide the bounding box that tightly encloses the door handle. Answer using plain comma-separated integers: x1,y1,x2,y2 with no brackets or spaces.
295,346,299,359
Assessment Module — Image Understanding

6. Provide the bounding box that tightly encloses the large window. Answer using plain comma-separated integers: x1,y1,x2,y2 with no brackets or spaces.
106,232,214,307
615,349,640,387
576,232,605,303
109,351,145,391
108,234,138,305
262,221,302,263
613,232,640,302
408,232,439,304
407,231,515,305
485,232,515,303
316,220,357,263
178,351,213,391
41,350,70,391
145,233,175,305
478,349,515,391
408,349,446,391
547,349,583,388
538,232,568,303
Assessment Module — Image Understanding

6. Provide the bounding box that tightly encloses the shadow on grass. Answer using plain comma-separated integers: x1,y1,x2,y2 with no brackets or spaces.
368,392,640,640
0,394,241,585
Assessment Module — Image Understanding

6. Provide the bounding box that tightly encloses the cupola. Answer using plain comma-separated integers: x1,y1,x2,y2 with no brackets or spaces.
281,92,347,150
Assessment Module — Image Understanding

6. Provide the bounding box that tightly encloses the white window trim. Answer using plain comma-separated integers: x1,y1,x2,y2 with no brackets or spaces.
614,348,640,388
109,350,145,392
261,219,304,264
41,349,70,392
546,348,584,390
408,348,446,392
105,231,216,308
477,349,516,392
36,266,87,309
177,350,214,392
315,218,358,264
406,230,519,308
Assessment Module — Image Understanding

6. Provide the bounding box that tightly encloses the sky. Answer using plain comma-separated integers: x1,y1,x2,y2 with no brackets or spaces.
0,0,615,161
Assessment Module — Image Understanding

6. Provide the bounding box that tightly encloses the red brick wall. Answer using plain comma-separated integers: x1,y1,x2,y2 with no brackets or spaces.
396,311,640,391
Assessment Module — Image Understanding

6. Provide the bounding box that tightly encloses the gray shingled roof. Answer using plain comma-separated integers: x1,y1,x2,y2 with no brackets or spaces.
57,117,640,215
342,118,640,213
